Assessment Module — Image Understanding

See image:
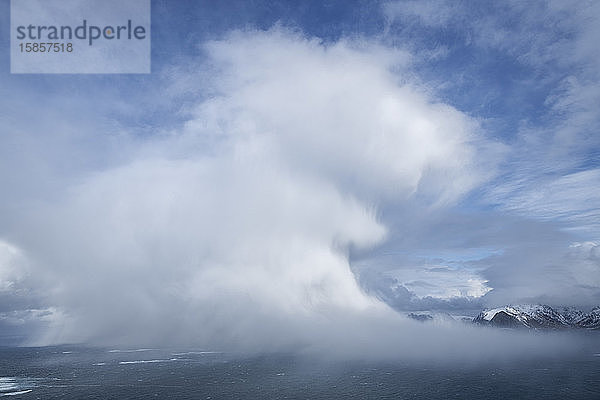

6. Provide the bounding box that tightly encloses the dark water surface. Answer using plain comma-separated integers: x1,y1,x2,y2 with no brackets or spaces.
1,343,599,399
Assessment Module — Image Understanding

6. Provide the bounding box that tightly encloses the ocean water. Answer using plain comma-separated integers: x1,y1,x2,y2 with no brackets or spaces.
1,344,599,399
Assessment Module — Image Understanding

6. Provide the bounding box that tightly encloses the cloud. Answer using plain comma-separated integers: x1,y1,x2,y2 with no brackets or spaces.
0,240,27,292
488,169,600,234
185,29,485,204
479,239,600,308
0,27,507,355
386,266,491,299
355,266,489,313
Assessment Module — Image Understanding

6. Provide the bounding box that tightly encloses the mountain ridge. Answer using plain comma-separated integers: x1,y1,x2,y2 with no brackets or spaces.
473,304,600,330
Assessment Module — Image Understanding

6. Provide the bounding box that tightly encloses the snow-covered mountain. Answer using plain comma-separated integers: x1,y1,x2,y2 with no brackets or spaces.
576,307,600,329
473,304,600,330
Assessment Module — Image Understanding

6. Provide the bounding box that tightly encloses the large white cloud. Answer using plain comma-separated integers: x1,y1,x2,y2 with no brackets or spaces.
7,29,493,349
181,29,484,204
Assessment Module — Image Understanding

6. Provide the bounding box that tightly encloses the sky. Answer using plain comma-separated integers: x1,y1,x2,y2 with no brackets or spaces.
0,0,599,355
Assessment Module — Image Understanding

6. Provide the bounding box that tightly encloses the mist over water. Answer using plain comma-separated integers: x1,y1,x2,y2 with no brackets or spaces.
1,342,599,399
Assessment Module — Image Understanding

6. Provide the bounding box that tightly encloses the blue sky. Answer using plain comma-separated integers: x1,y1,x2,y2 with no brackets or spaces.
0,0,599,348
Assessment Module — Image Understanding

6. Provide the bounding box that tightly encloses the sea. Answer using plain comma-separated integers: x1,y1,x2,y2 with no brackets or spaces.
1,342,599,399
